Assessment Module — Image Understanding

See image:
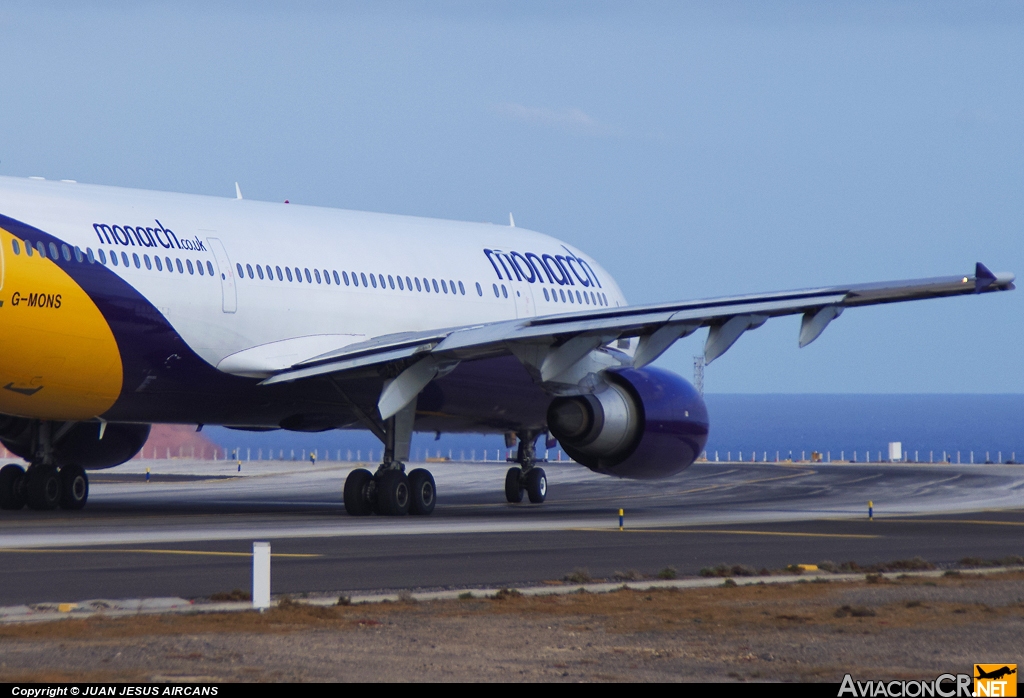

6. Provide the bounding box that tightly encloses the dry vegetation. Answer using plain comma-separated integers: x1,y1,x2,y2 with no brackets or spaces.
1,571,1022,682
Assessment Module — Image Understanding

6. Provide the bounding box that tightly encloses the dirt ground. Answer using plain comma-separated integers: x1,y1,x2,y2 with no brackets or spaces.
1,572,1022,682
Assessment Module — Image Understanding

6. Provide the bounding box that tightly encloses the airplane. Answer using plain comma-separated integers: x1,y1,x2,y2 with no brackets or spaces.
976,666,1016,681
0,175,1014,515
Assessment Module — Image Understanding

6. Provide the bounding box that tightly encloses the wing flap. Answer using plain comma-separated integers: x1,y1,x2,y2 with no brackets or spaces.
252,265,1013,387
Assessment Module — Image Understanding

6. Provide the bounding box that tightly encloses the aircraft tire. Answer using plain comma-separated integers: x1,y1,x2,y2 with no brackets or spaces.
343,468,375,516
504,467,524,503
408,468,436,516
59,464,89,510
376,470,410,516
25,466,61,511
525,467,547,504
0,464,27,510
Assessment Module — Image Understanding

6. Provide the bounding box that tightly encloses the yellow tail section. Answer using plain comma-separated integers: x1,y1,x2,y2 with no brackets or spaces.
0,228,122,420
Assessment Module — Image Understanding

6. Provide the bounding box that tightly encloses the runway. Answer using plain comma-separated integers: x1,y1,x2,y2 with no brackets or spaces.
0,459,1022,605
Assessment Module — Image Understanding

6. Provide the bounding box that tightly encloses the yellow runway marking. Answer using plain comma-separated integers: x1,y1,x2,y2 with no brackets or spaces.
876,518,1024,528
0,548,321,558
570,527,879,539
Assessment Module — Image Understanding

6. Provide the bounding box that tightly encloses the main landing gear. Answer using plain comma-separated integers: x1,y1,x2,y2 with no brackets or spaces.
0,424,89,511
343,401,436,517
504,431,547,505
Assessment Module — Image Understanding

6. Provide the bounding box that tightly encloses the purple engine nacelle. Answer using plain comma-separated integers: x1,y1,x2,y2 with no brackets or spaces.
546,366,709,479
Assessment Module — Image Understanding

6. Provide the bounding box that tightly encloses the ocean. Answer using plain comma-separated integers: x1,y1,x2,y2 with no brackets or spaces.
203,394,1024,464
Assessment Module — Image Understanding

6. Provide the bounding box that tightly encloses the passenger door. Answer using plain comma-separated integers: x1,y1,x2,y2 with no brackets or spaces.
206,237,237,313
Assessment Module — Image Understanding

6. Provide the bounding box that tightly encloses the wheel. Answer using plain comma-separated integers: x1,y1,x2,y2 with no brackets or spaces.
504,467,524,503
25,467,61,511
59,464,89,510
376,470,410,516
0,464,26,510
343,468,375,516
408,468,436,516
525,467,547,504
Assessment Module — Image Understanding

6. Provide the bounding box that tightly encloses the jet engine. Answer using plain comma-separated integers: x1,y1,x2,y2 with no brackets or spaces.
546,366,708,479
0,417,150,470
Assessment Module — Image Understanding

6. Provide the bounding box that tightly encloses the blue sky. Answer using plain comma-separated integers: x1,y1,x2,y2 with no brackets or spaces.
1,1,1021,392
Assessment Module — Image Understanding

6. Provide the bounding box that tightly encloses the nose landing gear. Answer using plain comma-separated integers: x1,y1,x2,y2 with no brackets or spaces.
0,422,90,512
0,462,89,511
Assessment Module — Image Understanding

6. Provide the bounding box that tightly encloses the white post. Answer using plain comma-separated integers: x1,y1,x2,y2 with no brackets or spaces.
253,541,271,610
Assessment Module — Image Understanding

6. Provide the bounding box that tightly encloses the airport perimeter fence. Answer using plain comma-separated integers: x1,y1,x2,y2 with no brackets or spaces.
0,445,1017,466
0,445,574,465
702,449,1019,465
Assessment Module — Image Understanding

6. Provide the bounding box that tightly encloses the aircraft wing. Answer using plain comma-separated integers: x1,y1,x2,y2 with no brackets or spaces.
245,263,1013,418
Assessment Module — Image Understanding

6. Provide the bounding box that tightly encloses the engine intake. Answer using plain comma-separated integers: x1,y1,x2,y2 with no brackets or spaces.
547,367,709,479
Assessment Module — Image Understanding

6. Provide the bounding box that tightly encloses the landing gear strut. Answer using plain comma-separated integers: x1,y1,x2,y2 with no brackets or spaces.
505,431,547,504
343,400,436,517
0,421,90,511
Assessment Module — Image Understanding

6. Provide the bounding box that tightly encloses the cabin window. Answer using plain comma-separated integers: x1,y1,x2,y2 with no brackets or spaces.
370,274,377,288
476,282,482,296
314,269,321,284
388,275,395,290
236,263,243,278
144,255,152,270
432,279,439,293
304,268,312,283
197,259,204,275
440,279,448,294
86,248,95,264
405,276,412,291
155,256,162,271
49,242,59,259
11,239,19,255
543,288,549,301
359,273,367,287
323,269,330,285
559,289,566,302
174,258,182,273
165,257,173,272
186,259,194,275
62,244,71,261
397,276,404,290
415,277,422,292
110,251,119,266
255,265,263,280
333,270,341,285
36,242,46,257
342,271,350,285
501,284,508,298
132,253,140,269
492,283,499,298
98,249,106,264
244,264,252,279
458,281,465,295
285,267,293,281
74,246,83,262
